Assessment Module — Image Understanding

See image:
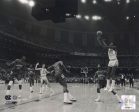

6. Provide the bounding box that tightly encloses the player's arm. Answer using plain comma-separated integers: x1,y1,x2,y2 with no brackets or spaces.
35,63,42,70
132,74,135,81
47,65,54,73
94,72,98,79
47,65,53,71
99,38,116,49
9,59,19,66
23,63,29,71
97,31,116,48
93,72,98,83
114,49,117,56
97,36,111,48
96,31,107,48
63,64,69,73
46,69,50,73
45,69,50,75
47,66,55,76
11,59,17,65
60,61,69,73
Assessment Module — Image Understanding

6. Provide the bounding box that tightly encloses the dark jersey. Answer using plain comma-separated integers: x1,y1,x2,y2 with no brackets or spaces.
9,59,27,80
28,68,35,78
129,75,134,82
48,61,67,77
95,70,106,80
11,59,26,71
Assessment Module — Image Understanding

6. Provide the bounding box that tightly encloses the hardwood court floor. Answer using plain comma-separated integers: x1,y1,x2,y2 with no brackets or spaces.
0,83,138,112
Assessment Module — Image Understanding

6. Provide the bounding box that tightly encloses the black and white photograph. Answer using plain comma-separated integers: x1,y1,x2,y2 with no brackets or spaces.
0,0,139,112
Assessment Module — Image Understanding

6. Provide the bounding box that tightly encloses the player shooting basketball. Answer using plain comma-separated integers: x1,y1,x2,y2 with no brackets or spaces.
96,31,118,92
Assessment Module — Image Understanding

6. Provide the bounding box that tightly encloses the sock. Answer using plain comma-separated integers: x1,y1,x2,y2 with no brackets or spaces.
106,79,110,88
40,87,42,93
30,87,33,92
111,80,115,89
116,94,122,102
64,92,68,102
97,93,101,100
19,85,22,90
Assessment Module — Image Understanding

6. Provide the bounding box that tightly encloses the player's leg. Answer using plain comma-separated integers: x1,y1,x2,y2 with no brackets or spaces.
44,77,54,95
111,90,122,103
121,79,123,87
18,79,23,98
36,75,39,86
62,74,76,102
109,66,117,91
63,85,74,104
29,78,34,93
40,78,47,94
129,80,131,87
104,67,111,90
41,78,49,93
42,78,48,93
57,75,74,104
131,80,134,88
5,80,13,101
109,67,116,91
44,77,50,89
5,80,17,104
124,79,126,87
95,81,101,102
59,78,72,104
39,78,43,94
16,70,24,98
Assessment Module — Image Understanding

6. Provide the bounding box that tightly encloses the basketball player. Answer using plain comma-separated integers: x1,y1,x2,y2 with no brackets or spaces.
129,74,134,88
35,63,53,94
120,73,126,87
5,56,27,99
97,31,118,92
94,64,121,103
28,64,35,93
47,61,76,104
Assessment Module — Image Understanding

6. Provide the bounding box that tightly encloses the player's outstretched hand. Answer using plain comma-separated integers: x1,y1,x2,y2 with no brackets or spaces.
36,62,39,65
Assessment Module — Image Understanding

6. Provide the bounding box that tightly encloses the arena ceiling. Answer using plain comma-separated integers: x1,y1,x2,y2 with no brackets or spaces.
0,0,139,32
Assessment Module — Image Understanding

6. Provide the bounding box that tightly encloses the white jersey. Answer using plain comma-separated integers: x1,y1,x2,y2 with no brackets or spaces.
108,48,119,67
40,68,48,77
108,49,117,60
121,75,124,79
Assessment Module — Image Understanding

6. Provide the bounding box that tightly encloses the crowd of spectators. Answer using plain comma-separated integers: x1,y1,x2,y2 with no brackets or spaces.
0,15,138,84
0,58,137,85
